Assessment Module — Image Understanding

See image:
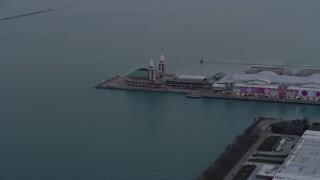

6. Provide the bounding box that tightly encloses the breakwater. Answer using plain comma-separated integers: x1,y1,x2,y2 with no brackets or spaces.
95,75,320,105
0,9,54,22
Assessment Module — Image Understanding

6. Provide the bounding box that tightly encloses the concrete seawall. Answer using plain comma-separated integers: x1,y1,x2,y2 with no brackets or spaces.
95,76,320,105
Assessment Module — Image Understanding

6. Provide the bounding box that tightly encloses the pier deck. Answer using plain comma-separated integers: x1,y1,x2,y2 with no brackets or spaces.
96,75,195,94
95,76,320,105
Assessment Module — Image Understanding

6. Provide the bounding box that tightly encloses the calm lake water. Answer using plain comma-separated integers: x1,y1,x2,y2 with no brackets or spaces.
1,0,320,179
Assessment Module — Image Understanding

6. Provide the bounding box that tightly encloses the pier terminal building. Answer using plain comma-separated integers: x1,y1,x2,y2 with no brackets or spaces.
214,67,320,101
122,55,320,101
124,54,217,89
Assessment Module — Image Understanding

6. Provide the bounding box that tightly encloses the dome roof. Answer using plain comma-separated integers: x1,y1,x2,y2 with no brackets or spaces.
309,73,320,78
257,71,279,76
300,80,320,87
231,73,271,84
245,76,271,84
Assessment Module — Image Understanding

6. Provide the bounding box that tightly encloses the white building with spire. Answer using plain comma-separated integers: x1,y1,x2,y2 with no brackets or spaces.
159,54,166,74
148,59,156,80
124,54,213,89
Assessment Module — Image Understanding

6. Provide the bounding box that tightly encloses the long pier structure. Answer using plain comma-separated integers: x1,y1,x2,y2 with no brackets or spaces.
96,54,320,105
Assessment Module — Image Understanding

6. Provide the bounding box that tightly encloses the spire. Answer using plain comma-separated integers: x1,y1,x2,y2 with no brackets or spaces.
149,59,154,68
158,54,166,74
160,54,165,62
148,59,156,80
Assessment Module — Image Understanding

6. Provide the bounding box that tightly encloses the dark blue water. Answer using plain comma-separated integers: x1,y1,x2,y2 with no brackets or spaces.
1,0,320,179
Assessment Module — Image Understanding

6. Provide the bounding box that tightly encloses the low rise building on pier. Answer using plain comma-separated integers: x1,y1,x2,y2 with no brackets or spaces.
166,75,212,90
124,57,166,88
120,56,320,102
214,67,320,101
124,54,218,90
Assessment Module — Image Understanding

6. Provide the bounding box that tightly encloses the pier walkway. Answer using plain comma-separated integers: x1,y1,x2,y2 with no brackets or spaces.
96,75,196,94
95,76,320,105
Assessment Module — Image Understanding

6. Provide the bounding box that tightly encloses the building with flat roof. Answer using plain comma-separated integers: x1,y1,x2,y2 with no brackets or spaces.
214,67,320,101
273,130,320,180
245,66,292,75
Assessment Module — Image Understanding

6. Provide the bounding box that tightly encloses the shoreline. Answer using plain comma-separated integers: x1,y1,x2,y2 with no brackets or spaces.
199,117,310,180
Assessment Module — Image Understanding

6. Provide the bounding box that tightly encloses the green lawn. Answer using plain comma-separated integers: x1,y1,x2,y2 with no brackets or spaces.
252,154,288,158
247,158,284,165
310,123,320,131
232,165,256,180
257,136,281,151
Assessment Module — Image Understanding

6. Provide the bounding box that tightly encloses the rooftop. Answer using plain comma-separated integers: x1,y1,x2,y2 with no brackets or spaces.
129,68,149,78
273,130,320,180
177,75,206,81
217,71,320,87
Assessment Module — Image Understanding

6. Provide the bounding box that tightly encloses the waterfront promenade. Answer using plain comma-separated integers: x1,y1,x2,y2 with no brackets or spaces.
95,76,320,105
223,119,279,180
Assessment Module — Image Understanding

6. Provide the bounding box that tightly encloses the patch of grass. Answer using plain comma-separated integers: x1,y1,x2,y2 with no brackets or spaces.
247,158,284,165
271,120,309,136
257,136,281,151
310,123,320,131
232,165,256,180
252,154,288,158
